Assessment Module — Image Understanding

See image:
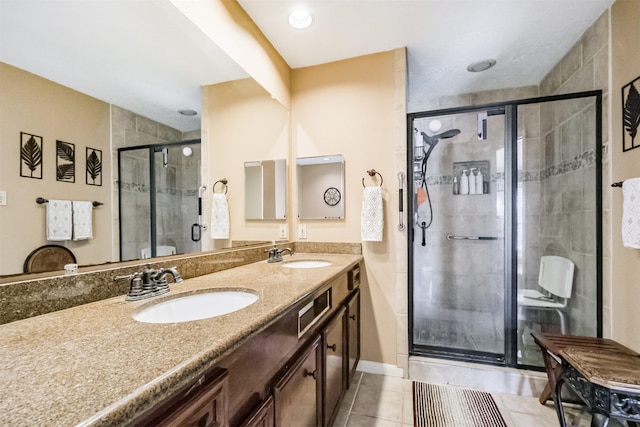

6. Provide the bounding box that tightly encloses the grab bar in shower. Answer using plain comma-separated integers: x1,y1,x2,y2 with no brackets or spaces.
446,234,501,241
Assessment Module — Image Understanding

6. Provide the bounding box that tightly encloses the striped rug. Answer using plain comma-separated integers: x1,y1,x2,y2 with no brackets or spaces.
413,382,507,427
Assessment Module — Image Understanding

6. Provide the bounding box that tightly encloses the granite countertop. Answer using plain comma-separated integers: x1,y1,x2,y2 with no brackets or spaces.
0,253,362,426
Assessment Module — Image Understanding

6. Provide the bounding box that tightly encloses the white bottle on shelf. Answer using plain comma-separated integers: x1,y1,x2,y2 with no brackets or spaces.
469,168,476,195
460,170,469,195
476,169,484,194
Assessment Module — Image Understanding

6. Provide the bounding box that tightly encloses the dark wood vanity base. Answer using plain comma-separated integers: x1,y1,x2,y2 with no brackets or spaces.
134,265,361,427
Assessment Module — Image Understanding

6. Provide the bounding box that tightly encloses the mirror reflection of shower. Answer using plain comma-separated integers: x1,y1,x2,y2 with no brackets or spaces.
118,140,201,261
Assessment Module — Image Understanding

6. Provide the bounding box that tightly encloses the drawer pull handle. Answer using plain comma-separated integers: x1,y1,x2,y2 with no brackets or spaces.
306,369,318,380
327,343,337,352
349,315,356,320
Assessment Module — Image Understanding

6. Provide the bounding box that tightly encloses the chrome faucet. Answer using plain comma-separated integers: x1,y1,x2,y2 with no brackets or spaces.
115,264,182,301
266,244,294,263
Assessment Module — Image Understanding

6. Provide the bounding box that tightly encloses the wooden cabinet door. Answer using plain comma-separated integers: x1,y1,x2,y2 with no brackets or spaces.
150,368,228,427
347,289,360,388
323,306,346,427
240,396,274,427
274,336,322,427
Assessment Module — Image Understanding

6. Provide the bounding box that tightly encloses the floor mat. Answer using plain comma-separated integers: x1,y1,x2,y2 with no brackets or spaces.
413,381,507,427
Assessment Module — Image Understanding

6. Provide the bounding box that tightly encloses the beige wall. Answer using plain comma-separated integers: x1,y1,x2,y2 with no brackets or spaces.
0,63,112,276
610,0,640,351
291,50,407,366
202,78,289,248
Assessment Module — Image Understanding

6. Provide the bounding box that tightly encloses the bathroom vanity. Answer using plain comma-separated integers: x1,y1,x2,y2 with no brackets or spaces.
0,252,362,426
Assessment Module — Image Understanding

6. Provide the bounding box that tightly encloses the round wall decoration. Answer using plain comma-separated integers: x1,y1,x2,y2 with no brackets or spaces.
324,187,341,206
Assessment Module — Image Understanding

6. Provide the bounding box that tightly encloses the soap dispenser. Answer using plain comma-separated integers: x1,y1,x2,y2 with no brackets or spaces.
476,169,484,194
469,168,476,195
460,170,469,195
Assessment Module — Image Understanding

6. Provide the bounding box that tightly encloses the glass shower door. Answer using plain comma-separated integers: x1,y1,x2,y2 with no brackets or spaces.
118,141,201,261
515,95,601,367
152,143,202,258
411,110,506,361
118,147,151,261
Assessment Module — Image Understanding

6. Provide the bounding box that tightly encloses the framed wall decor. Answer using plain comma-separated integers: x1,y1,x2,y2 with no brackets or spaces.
86,147,102,186
622,75,640,152
56,140,75,183
20,132,43,179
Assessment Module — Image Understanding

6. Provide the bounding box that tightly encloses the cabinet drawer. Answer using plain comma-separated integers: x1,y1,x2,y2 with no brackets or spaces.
147,369,229,427
240,396,274,427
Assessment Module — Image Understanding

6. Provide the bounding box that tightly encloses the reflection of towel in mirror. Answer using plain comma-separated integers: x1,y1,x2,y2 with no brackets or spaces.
361,186,383,242
210,193,230,239
46,200,72,241
622,178,640,249
72,201,93,240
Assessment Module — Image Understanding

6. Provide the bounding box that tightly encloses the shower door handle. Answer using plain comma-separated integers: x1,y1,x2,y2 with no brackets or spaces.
446,234,501,241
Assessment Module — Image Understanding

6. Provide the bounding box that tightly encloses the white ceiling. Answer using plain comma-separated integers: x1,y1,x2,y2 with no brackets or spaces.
1,0,614,132
238,0,614,110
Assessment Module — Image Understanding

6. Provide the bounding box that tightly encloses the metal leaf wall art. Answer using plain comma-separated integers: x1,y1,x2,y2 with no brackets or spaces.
622,76,640,152
20,132,43,179
56,140,75,182
86,147,102,186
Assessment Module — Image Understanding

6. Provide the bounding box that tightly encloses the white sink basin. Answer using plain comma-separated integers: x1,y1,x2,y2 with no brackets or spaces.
132,289,258,324
281,260,332,269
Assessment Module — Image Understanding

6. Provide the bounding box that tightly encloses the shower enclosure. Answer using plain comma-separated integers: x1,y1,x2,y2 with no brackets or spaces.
408,91,602,368
118,140,202,261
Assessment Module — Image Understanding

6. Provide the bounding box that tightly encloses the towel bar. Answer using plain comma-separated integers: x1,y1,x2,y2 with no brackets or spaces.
36,197,103,207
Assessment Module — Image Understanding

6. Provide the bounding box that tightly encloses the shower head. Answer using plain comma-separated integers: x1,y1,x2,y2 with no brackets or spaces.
420,128,461,159
434,128,461,139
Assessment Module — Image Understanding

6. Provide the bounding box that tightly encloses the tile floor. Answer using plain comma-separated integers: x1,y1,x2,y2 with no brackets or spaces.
333,371,594,427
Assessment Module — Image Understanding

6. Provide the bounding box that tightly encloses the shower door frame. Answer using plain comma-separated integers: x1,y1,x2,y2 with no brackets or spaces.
407,90,603,369
117,139,201,261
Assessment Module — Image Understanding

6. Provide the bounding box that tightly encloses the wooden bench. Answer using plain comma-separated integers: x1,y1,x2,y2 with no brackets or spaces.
530,332,638,405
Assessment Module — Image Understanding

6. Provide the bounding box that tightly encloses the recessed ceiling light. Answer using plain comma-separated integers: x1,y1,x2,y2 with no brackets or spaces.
289,10,313,29
178,109,198,116
467,59,497,73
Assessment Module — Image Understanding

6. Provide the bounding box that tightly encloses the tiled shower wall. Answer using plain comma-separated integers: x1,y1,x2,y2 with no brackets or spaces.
111,105,201,261
535,9,609,336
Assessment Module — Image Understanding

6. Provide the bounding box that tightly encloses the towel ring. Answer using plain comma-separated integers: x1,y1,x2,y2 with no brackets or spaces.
362,169,383,188
213,179,228,194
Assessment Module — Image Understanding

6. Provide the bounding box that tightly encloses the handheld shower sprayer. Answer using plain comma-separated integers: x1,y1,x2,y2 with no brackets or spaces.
420,128,461,160
415,127,461,246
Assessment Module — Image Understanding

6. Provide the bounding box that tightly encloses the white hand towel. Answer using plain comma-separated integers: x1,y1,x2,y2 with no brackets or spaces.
361,186,383,242
72,201,93,240
46,200,72,241
210,193,230,239
622,178,640,249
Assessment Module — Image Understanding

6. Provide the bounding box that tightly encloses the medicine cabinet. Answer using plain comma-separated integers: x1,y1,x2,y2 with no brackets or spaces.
244,159,287,220
296,155,345,219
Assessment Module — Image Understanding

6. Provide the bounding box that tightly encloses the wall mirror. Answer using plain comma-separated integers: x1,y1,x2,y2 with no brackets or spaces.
297,155,345,220
0,1,284,279
245,159,287,220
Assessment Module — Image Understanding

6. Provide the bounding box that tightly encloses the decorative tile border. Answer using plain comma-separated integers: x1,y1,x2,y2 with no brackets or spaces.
421,144,606,186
